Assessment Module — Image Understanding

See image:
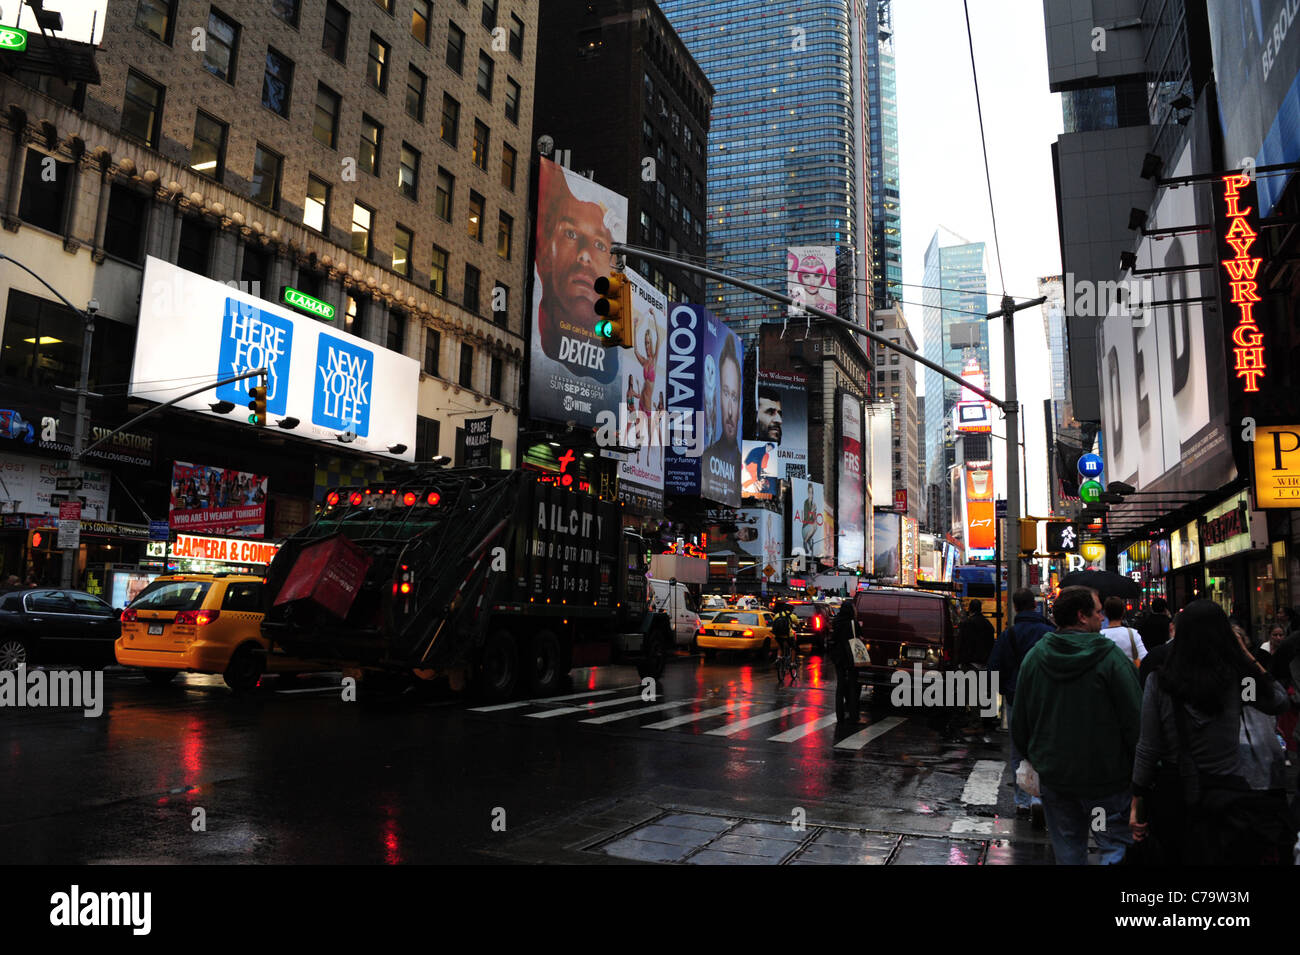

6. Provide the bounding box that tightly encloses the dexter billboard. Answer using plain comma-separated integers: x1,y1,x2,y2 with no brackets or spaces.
529,158,628,428
134,258,417,458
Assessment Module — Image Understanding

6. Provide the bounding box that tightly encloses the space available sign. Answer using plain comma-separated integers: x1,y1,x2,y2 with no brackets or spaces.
132,257,417,459
169,461,267,537
464,417,493,468
663,304,742,508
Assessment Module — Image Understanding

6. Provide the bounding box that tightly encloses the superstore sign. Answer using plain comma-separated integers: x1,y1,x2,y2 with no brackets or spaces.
1219,174,1266,393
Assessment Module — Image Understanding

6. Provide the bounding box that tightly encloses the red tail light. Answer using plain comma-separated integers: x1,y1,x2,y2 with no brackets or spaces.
121,608,137,622
812,615,823,631
697,622,705,634
399,582,412,594
426,491,441,506
326,491,340,506
174,609,220,627
403,491,417,506
349,492,363,506
742,629,754,636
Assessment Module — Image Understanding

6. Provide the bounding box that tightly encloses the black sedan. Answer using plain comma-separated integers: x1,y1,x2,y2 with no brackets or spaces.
0,589,121,669
790,601,833,652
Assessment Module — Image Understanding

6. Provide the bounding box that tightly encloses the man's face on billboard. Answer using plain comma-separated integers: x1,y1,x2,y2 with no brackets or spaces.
539,199,613,322
756,397,782,442
720,356,740,440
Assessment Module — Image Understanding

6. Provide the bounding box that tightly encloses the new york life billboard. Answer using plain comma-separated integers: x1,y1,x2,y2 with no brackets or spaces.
133,258,418,458
837,391,865,569
529,158,628,429
664,303,742,508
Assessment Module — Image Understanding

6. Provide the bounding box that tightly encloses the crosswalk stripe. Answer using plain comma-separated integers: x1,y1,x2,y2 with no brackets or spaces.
705,704,803,737
766,712,839,742
960,759,1005,805
468,688,622,712
643,702,736,730
833,716,907,750
526,693,647,719
580,698,701,724
274,686,340,695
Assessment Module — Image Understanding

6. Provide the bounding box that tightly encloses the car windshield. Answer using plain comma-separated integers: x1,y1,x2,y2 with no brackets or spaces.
714,612,758,625
130,581,212,611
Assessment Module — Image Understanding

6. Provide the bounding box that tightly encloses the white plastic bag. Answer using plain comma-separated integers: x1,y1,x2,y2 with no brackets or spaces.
1016,759,1041,798
847,637,870,665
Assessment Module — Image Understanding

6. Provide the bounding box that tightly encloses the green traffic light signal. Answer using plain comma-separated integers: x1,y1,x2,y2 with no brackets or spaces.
247,385,267,426
592,272,630,346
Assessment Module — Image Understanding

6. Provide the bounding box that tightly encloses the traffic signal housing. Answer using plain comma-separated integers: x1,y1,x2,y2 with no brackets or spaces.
247,372,268,426
1019,518,1037,556
593,271,631,347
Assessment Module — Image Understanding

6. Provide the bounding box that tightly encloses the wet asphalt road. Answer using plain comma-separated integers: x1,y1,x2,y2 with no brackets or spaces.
1,651,1057,864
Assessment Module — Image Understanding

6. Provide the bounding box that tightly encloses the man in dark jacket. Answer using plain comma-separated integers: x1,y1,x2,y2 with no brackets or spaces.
1137,598,1173,651
956,599,995,667
1012,586,1142,865
988,588,1053,817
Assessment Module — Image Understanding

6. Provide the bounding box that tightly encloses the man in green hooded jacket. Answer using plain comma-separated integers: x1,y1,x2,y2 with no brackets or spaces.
1011,585,1142,865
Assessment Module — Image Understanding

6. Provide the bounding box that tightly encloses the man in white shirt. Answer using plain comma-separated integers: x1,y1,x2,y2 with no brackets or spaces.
1099,595,1146,664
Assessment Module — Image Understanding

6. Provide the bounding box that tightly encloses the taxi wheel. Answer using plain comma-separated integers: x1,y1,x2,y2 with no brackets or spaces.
143,669,177,686
702,648,716,661
224,645,264,694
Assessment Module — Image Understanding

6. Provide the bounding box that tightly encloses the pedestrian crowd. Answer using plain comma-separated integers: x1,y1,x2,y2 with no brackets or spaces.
983,587,1300,865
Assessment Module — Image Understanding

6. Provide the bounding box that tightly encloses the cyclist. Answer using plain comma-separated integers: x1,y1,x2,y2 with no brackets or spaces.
771,600,799,673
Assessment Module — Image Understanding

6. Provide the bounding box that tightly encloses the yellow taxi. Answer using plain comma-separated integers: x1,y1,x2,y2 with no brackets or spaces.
697,609,777,660
115,573,317,692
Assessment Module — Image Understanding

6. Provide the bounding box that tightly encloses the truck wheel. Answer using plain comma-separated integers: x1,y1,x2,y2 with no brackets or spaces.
529,630,565,696
479,629,519,701
636,628,670,680
224,645,264,694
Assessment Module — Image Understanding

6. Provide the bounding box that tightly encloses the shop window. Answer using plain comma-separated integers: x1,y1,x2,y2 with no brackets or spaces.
1,290,134,392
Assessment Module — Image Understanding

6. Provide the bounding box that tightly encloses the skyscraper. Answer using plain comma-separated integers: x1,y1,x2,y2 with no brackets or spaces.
866,1,901,310
922,229,989,531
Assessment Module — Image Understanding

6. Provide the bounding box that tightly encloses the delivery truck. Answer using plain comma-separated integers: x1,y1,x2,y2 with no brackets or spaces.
261,468,674,700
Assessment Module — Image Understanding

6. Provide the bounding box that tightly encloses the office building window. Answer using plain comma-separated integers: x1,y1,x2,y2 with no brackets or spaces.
399,143,420,199
359,115,382,176
304,174,330,232
373,0,393,11
249,144,282,208
435,168,453,221
424,330,441,375
463,264,480,313
344,294,367,338
367,34,389,92
262,48,292,116
322,1,349,61
446,21,464,73
481,0,497,30
440,93,459,145
190,110,227,180
500,142,516,191
416,415,440,460
497,211,512,260
18,152,67,233
271,0,298,27
476,51,494,101
202,8,239,83
640,211,651,242
467,191,484,242
430,245,448,296
504,77,520,124
313,83,341,148
177,217,213,275
508,13,523,59
491,283,508,325
411,0,431,45
135,0,175,43
387,309,405,354
104,184,147,263
351,201,373,258
406,66,426,122
472,120,489,170
459,342,474,387
489,355,503,399
122,71,164,146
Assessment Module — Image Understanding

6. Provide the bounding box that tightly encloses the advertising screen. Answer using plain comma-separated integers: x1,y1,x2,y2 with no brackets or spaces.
169,461,268,537
963,462,995,558
787,246,837,317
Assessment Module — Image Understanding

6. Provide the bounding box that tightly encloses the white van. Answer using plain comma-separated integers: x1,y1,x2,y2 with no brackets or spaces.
647,578,702,648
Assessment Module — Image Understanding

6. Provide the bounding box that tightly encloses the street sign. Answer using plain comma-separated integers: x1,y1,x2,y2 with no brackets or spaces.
995,498,1007,519
1079,479,1103,504
149,520,170,541
57,502,81,550
1045,521,1079,553
55,477,84,491
51,460,70,472
762,564,775,578
1078,453,1104,478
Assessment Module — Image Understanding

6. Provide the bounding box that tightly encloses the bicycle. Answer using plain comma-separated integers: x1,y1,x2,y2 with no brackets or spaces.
775,635,799,685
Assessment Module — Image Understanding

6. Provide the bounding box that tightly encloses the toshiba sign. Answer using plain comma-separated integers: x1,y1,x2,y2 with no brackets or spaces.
172,534,281,565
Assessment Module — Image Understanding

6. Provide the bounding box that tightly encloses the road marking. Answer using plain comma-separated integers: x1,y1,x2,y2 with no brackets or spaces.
580,698,701,724
526,693,647,718
705,704,802,737
960,759,1005,805
469,689,622,712
833,716,907,750
643,702,736,730
767,712,839,742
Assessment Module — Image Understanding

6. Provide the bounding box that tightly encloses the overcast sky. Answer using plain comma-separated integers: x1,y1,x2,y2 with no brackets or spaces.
3,0,106,43
894,0,1064,520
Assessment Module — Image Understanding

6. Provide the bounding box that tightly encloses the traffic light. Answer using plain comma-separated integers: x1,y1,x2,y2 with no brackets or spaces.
593,271,631,347
247,371,268,426
855,565,864,577
1019,518,1037,556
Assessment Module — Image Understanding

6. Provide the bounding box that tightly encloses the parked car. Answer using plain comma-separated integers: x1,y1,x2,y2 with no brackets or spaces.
697,609,777,660
0,589,121,669
115,573,321,692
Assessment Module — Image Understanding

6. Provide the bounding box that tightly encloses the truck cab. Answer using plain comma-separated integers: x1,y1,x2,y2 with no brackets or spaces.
647,578,701,648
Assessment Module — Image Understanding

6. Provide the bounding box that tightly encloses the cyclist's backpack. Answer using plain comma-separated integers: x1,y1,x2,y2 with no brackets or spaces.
772,613,792,638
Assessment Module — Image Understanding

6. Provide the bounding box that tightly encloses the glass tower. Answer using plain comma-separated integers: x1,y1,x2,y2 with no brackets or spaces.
658,0,873,341
866,0,901,309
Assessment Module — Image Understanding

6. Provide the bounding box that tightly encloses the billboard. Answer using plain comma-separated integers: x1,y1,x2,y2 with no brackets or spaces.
963,462,995,558
745,363,809,481
741,440,780,499
0,453,109,518
529,157,628,428
664,304,742,507
1207,0,1300,216
837,391,864,569
873,512,900,581
134,258,417,459
787,246,837,317
792,478,829,560
868,402,893,508
616,269,666,495
169,462,268,537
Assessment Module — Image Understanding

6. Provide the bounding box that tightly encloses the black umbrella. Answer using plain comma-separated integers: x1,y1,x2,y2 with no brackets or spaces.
1059,569,1141,599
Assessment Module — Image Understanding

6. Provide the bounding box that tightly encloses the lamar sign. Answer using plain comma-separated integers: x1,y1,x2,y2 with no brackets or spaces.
172,534,280,565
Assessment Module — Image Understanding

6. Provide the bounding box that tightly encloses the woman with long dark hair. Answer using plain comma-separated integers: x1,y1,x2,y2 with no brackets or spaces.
1130,599,1292,864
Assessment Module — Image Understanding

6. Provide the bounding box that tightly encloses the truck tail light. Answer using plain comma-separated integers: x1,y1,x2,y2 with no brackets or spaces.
403,491,417,506
326,491,340,507
426,491,441,506
349,492,364,506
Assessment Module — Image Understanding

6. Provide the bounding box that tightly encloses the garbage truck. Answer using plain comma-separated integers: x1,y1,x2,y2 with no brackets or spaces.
261,468,673,700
